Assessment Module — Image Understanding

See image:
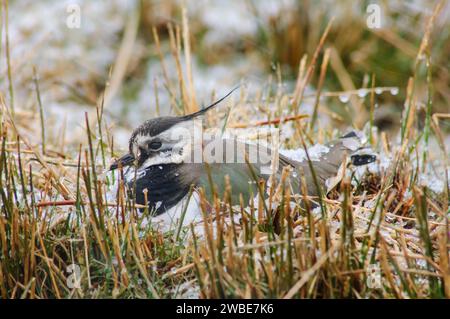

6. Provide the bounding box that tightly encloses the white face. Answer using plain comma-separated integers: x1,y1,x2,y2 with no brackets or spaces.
131,119,203,169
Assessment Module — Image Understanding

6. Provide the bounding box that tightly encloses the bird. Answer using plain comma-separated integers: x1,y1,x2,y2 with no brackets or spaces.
109,88,376,222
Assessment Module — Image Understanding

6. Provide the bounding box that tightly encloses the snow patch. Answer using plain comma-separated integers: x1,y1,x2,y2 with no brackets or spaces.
280,144,330,162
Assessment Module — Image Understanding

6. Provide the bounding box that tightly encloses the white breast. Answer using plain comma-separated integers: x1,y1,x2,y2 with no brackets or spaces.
149,191,202,232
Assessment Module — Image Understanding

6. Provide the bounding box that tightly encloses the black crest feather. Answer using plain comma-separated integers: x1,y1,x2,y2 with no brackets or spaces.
181,85,240,120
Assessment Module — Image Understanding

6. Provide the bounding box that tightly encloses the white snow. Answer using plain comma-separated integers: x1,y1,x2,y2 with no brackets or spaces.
280,144,330,162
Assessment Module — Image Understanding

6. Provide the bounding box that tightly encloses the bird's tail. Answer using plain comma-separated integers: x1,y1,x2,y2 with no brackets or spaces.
339,130,377,166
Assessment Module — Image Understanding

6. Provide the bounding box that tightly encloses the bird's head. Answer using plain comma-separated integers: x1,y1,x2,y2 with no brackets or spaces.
109,87,239,172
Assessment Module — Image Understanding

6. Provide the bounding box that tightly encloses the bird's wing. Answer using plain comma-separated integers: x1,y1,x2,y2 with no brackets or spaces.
195,132,376,203
281,131,377,195
196,137,278,203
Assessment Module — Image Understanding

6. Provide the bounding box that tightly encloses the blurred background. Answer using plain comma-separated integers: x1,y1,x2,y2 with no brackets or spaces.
2,0,449,152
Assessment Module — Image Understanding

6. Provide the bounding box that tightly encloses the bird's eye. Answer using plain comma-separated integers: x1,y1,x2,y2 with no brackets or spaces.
149,140,162,150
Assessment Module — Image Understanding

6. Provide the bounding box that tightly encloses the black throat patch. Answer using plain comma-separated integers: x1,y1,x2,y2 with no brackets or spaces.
126,163,196,216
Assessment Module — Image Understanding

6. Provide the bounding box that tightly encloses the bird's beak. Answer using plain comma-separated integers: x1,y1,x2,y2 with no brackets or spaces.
109,153,135,171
